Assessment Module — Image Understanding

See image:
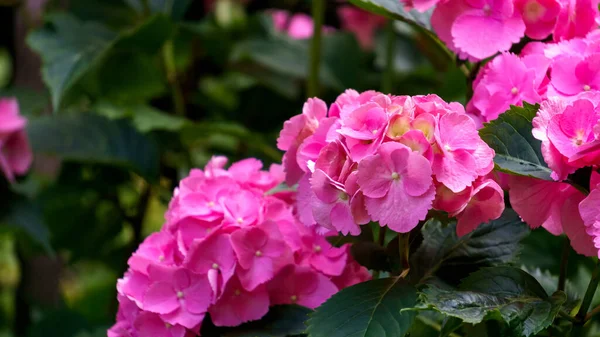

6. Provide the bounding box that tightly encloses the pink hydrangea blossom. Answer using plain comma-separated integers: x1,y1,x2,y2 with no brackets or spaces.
553,0,598,41
431,0,526,60
111,157,370,333
337,6,386,49
515,0,561,40
533,96,600,180
0,98,33,182
283,91,496,236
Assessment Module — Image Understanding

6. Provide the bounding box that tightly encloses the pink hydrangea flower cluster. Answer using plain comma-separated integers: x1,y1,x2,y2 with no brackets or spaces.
426,0,599,60
579,171,600,257
278,90,503,237
109,157,370,336
0,98,33,183
468,32,600,126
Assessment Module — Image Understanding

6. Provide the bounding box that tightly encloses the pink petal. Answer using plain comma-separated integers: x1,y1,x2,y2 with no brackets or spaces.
143,282,179,314
452,14,525,60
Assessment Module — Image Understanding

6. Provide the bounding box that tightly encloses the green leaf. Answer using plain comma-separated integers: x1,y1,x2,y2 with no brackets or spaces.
440,317,463,337
307,278,417,337
95,101,188,133
27,14,172,110
411,209,529,284
149,0,191,20
479,103,551,180
220,305,312,337
1,199,52,254
348,0,432,30
27,114,160,181
422,267,567,337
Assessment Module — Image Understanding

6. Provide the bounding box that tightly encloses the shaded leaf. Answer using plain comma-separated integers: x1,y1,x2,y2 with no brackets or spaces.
27,114,160,181
307,278,417,337
348,0,432,30
149,0,191,20
440,317,463,337
411,209,529,284
479,103,551,180
422,267,567,337
1,198,52,254
28,14,172,110
95,101,188,133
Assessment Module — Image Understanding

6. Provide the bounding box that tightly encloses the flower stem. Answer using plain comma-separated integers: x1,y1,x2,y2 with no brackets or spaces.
558,237,570,292
576,259,600,322
307,0,325,98
399,232,410,278
381,19,395,94
163,40,186,116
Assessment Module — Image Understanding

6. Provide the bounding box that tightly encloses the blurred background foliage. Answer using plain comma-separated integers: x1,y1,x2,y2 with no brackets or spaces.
0,0,595,336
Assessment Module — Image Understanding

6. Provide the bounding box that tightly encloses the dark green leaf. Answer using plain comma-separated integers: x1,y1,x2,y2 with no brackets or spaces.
1,198,52,254
27,114,160,181
411,209,529,285
479,103,551,180
95,101,188,133
221,305,312,337
307,278,417,337
348,0,432,30
149,0,191,20
422,267,567,337
440,317,463,337
27,14,172,110
350,241,392,271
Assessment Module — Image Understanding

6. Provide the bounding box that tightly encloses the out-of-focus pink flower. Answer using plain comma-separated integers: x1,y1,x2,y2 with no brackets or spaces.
454,179,505,236
271,10,334,40
337,6,386,49
0,98,32,182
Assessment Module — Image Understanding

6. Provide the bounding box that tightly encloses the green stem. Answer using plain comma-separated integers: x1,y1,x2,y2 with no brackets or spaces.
399,232,410,278
163,40,186,116
415,315,462,337
558,238,570,292
306,0,325,98
381,20,395,94
576,259,600,322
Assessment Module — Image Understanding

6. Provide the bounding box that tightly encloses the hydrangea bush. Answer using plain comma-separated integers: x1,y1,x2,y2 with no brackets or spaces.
5,0,600,336
101,1,600,336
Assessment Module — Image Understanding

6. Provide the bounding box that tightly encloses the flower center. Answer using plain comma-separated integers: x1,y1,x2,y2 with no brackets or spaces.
444,144,452,151
372,129,378,135
212,263,219,269
236,217,244,224
165,323,172,329
177,291,184,299
482,4,491,15
584,84,591,91
290,295,298,303
234,289,241,296
313,245,322,253
391,172,400,181
207,201,215,208
338,191,349,201
158,255,165,262
511,87,518,95
524,0,545,21
255,250,262,257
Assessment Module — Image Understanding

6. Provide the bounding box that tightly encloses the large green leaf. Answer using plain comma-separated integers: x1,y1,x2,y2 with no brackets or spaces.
27,14,172,110
307,278,417,337
411,209,529,284
479,103,552,180
27,114,160,181
422,267,567,337
219,305,312,337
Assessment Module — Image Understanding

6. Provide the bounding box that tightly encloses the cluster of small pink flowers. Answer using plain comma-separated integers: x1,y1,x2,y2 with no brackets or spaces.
0,98,33,183
271,7,385,50
278,90,503,237
468,32,600,126
109,157,370,337
423,0,599,60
